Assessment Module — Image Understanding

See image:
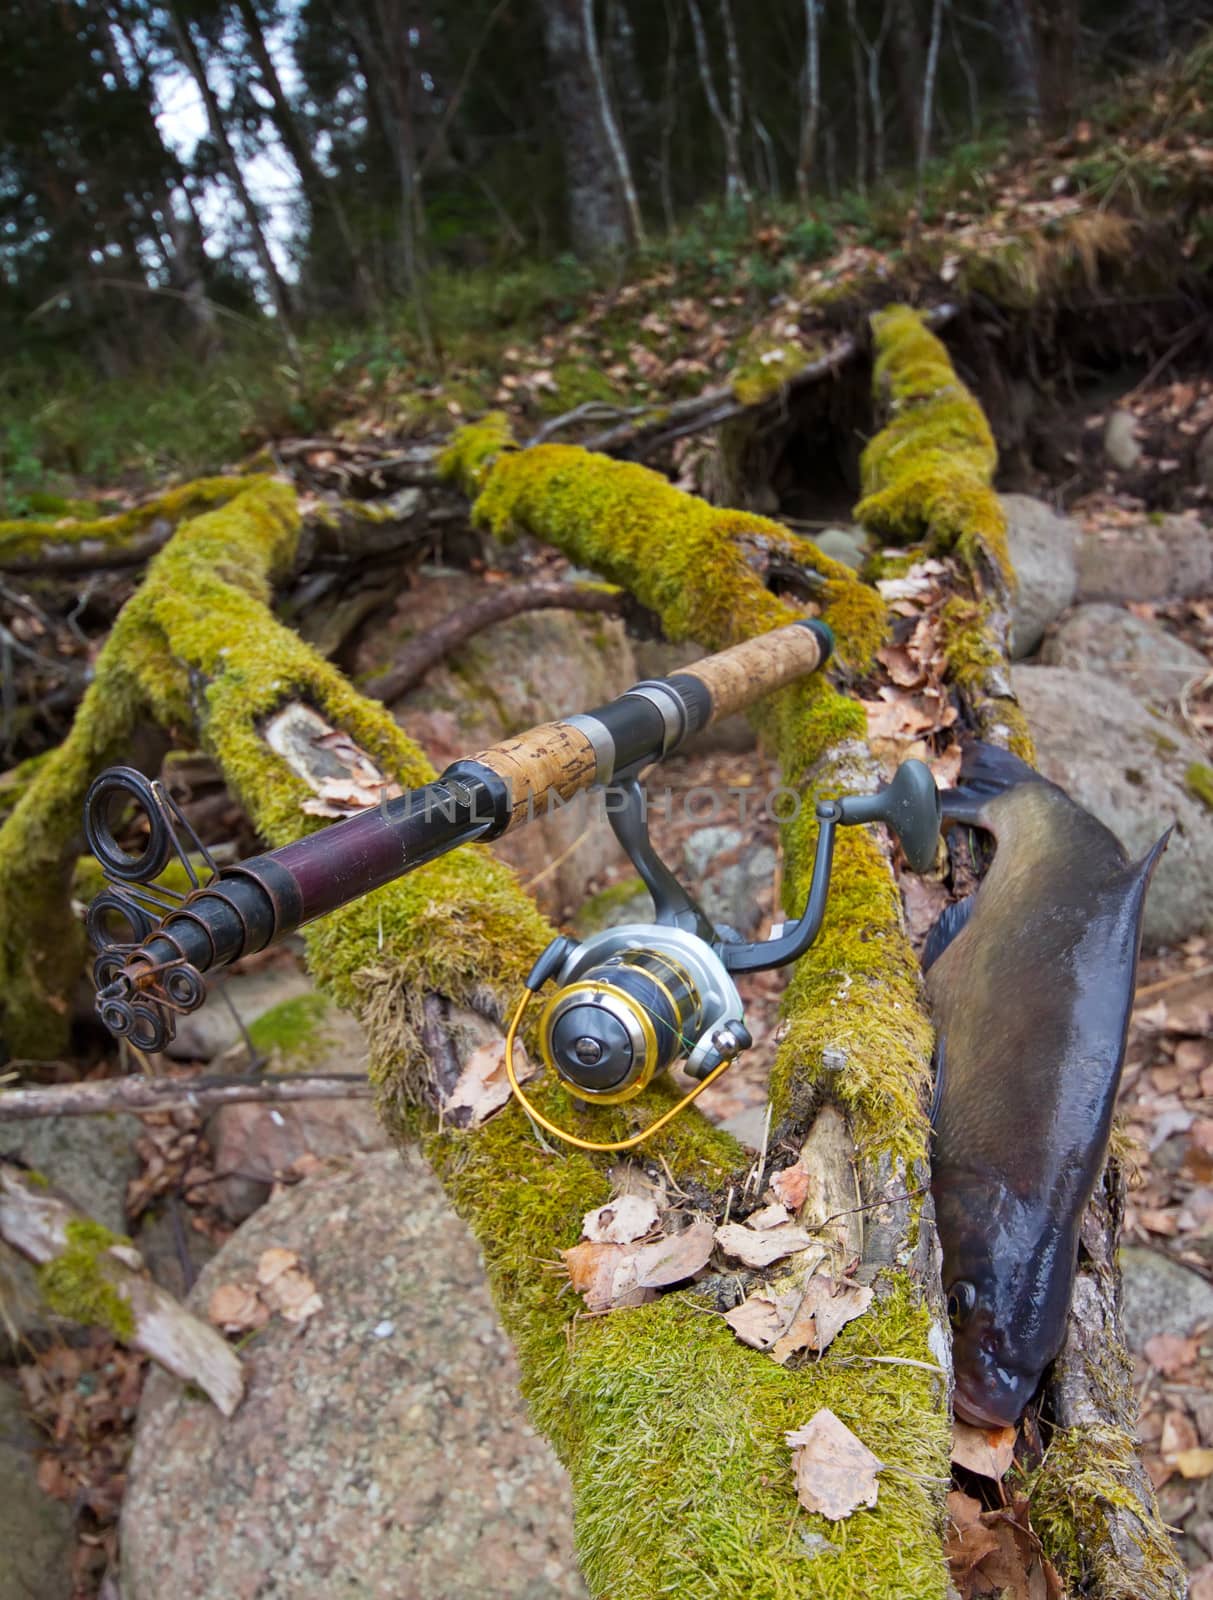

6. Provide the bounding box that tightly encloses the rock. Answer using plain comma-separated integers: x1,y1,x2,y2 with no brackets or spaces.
1119,1246,1213,1352
121,1151,585,1600
134,1206,221,1301
195,985,382,1221
571,876,651,938
1041,604,1207,704
1012,666,1213,946
682,827,776,939
0,1377,74,1600
812,526,870,571
718,1104,769,1151
205,1095,389,1223
628,637,756,754
1,1110,142,1355
1000,493,1078,658
1103,409,1143,472
362,568,637,917
166,962,314,1062
1076,512,1213,603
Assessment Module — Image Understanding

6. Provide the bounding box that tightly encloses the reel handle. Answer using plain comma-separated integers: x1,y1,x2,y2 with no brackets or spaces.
836,758,941,874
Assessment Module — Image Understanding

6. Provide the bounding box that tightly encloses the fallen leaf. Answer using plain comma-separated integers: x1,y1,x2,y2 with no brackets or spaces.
745,1201,792,1230
1162,1408,1199,1457
714,1220,815,1267
770,1278,874,1364
1173,1447,1213,1479
633,1218,715,1288
256,1247,299,1287
562,1239,654,1312
207,1281,269,1333
950,1419,1017,1479
582,1194,661,1245
1143,1331,1199,1376
723,1288,800,1349
769,1161,810,1211
443,1038,535,1126
786,1408,883,1520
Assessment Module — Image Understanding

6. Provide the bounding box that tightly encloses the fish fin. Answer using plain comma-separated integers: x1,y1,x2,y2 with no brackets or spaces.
922,893,976,972
940,741,1043,826
929,1034,945,1130
1134,827,1172,889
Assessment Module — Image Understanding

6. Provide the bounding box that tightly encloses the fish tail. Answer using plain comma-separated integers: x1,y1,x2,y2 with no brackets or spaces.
940,741,1042,824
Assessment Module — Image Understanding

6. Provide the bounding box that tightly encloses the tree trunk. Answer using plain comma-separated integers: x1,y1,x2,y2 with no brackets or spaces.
999,0,1043,123
845,0,868,193
165,2,300,362
538,0,632,255
917,0,946,200
233,0,379,314
582,0,646,246
658,0,681,232
796,0,821,203
686,0,750,206
1030,0,1080,129
889,0,925,150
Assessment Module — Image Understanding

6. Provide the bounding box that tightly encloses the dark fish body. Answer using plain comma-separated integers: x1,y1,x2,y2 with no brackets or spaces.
926,743,1166,1427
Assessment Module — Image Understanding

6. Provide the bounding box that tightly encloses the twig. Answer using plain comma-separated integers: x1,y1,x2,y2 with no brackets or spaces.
364,581,624,703
0,1071,371,1121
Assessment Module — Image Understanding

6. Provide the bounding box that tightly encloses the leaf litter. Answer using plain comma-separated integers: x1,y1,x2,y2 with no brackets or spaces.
208,1246,323,1332
786,1408,884,1521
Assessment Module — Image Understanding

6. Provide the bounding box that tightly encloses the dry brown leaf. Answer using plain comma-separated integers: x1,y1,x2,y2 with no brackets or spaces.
768,1161,810,1211
770,1278,874,1365
1143,1331,1200,1376
562,1239,654,1313
950,1419,1018,1479
207,1282,269,1333
714,1221,814,1268
1162,1408,1199,1456
745,1201,792,1230
633,1218,715,1288
1173,1447,1213,1479
256,1247,299,1287
722,1288,800,1349
582,1194,661,1245
443,1038,535,1127
786,1408,883,1520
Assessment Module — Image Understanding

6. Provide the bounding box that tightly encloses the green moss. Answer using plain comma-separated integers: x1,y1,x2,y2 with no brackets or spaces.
537,362,626,418
247,993,332,1058
1185,762,1213,812
0,751,52,826
571,875,649,937
436,411,516,496
35,1217,135,1342
855,308,1012,586
0,476,259,565
731,338,815,407
1026,1426,1183,1598
444,429,885,672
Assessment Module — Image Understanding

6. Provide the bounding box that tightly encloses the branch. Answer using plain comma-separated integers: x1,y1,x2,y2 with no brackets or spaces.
363,580,624,702
0,1162,243,1416
0,1072,371,1121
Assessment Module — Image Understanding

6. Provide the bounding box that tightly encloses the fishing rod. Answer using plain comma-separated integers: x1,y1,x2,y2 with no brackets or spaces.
83,619,942,1149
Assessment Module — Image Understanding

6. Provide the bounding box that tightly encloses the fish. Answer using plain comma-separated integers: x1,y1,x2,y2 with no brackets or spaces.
924,741,1168,1428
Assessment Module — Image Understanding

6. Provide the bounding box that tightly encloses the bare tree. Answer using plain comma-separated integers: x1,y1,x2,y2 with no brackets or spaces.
687,0,751,206
796,0,822,203
165,1,300,362
844,0,868,193
582,0,646,246
848,0,895,187
658,0,682,232
233,0,379,314
538,0,632,254
917,0,947,202
950,10,982,136
999,0,1043,123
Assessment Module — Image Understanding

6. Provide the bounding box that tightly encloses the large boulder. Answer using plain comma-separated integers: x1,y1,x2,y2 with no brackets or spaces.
121,1151,585,1600
0,1377,74,1600
1077,512,1213,603
166,962,314,1063
1001,493,1079,658
1120,1247,1213,1352
1041,604,1208,706
1012,666,1213,947
358,568,637,918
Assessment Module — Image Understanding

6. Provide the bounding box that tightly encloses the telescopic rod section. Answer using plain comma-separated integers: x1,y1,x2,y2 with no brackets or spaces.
84,620,833,1050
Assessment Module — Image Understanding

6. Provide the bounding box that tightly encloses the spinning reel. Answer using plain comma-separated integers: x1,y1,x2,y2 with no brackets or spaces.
504,759,942,1152
83,766,222,1053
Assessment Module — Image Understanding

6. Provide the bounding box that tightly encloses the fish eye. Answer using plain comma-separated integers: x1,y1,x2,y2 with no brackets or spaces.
947,1281,977,1328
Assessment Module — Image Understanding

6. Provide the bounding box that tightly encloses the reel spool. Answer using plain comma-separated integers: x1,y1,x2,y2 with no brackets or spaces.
504,759,943,1153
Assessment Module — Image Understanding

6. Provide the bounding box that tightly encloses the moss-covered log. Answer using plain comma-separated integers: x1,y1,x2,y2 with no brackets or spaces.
0,442,955,1593
856,308,1184,1600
